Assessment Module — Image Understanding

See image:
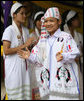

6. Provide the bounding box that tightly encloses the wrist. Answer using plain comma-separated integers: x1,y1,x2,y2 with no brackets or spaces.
18,44,25,50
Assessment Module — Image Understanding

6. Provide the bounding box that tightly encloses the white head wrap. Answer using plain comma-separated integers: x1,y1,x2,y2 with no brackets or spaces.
65,10,77,23
64,10,77,32
40,7,60,39
34,11,44,21
11,2,23,18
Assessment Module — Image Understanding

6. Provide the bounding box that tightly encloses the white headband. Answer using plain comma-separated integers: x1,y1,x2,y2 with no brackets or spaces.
66,10,77,23
11,2,23,18
34,11,44,21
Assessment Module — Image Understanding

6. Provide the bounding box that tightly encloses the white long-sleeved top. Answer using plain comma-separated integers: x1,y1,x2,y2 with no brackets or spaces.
29,28,80,64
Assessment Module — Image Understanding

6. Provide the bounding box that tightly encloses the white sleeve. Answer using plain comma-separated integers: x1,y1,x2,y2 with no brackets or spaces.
28,42,43,66
2,27,12,42
28,46,38,63
61,34,80,64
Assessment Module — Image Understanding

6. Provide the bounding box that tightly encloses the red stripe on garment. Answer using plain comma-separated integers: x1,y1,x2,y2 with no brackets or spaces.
68,45,71,50
41,32,46,34
3,40,11,43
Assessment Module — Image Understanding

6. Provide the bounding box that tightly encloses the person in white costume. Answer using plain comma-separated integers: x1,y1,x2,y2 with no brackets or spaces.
61,10,83,100
62,10,83,72
2,2,36,100
18,7,80,100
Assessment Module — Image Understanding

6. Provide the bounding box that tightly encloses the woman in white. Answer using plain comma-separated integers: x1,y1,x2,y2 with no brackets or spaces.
61,10,83,100
2,2,35,100
62,10,83,72
30,11,44,39
18,7,80,100
28,11,44,51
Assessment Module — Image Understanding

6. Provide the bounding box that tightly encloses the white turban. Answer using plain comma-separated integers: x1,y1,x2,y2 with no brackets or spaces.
11,2,23,18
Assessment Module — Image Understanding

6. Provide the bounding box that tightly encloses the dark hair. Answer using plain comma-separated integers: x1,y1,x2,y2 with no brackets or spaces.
14,6,26,15
60,10,70,31
34,14,44,26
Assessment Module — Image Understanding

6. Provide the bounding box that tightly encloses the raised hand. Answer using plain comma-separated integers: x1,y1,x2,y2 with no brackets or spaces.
56,52,63,62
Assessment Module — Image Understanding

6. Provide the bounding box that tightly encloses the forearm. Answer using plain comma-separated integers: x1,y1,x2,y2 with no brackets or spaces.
4,44,26,55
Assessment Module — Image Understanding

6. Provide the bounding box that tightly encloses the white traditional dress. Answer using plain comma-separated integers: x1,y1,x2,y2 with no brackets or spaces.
28,28,80,100
2,21,31,100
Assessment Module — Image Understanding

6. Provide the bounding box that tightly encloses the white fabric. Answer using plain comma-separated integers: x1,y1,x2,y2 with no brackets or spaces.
63,28,83,55
65,10,77,23
64,26,83,70
64,10,77,33
43,7,60,20
2,21,31,100
11,2,23,17
63,9,83,56
28,28,80,100
29,27,41,100
34,11,44,21
63,24,69,34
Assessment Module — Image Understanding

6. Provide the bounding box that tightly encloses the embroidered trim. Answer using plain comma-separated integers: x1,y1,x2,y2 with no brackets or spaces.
40,68,50,83
56,66,71,83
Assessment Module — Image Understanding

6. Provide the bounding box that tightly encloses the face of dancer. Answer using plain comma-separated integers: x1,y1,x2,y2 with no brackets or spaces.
13,7,27,24
44,17,61,35
36,20,42,32
71,16,81,28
